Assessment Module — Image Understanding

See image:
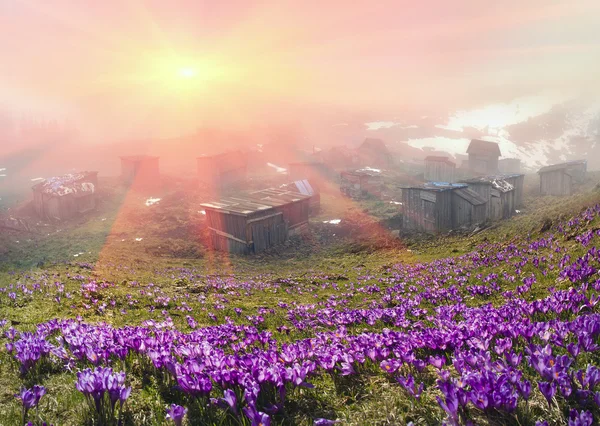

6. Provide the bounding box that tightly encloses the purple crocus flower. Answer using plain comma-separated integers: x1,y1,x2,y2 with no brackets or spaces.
243,405,271,426
314,419,339,425
166,404,187,426
538,381,557,406
223,389,238,415
568,409,594,426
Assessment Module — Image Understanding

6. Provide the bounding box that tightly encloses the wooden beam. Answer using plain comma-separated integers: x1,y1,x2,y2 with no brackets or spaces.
207,227,251,245
246,212,283,224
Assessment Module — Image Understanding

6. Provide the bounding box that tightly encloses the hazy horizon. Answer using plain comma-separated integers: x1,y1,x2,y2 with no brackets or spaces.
1,0,600,143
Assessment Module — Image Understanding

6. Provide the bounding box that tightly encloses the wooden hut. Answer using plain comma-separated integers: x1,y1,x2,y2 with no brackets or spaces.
460,176,518,219
340,169,383,199
401,184,456,233
503,174,525,207
32,172,98,221
459,178,494,219
538,161,586,196
324,146,358,169
492,178,517,219
499,158,521,174
120,155,160,191
467,140,501,175
402,183,488,233
565,160,587,183
424,156,456,182
201,188,311,254
451,187,488,229
281,179,320,214
356,138,392,168
197,150,247,190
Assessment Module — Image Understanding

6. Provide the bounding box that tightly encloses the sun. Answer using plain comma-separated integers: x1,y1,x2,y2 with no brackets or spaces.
177,67,197,78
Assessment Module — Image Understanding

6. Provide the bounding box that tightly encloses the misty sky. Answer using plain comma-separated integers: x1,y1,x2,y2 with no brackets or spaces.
1,0,600,140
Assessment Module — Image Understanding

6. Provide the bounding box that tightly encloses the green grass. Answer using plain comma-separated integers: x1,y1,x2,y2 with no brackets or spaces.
0,174,599,425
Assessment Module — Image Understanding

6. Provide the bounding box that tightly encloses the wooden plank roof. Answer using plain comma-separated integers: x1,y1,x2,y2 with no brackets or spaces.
538,160,587,174
467,139,501,156
201,188,311,216
454,187,487,205
424,156,456,166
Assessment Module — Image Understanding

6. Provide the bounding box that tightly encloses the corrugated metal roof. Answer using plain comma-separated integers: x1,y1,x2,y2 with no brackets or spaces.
292,179,315,196
201,187,311,216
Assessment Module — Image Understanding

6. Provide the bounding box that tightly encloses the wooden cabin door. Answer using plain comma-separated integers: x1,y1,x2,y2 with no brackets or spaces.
422,199,436,232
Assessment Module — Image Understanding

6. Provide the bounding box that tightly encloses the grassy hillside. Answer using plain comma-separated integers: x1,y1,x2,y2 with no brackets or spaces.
0,175,599,425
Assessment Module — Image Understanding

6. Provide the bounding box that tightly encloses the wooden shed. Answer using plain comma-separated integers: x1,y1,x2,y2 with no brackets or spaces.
120,155,160,191
451,187,488,229
32,172,98,221
356,138,392,168
197,150,247,190
424,156,456,182
325,146,358,169
459,178,494,219
538,162,585,196
402,183,488,233
564,160,587,183
281,179,320,214
460,176,518,220
340,169,383,199
201,188,311,254
502,174,525,207
467,139,501,175
499,158,521,174
492,178,517,219
401,184,455,233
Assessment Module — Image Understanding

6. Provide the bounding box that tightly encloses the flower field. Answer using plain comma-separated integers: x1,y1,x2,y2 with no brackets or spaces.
2,201,600,425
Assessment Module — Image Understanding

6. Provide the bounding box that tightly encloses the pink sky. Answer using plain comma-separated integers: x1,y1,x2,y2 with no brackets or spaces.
1,0,599,140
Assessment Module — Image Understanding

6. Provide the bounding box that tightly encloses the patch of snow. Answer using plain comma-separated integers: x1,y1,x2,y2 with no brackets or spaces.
445,94,564,134
515,210,521,214
145,197,161,206
366,121,397,130
435,124,464,132
365,121,418,131
358,166,381,173
390,201,403,205
135,237,143,242
0,174,6,177
30,177,45,182
198,210,206,215
267,163,287,173
323,219,341,225
0,168,5,171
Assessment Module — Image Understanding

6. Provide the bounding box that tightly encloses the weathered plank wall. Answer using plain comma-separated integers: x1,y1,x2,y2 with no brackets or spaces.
424,162,455,182
540,170,572,196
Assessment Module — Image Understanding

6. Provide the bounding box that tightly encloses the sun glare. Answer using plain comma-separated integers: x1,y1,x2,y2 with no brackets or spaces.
177,67,197,78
